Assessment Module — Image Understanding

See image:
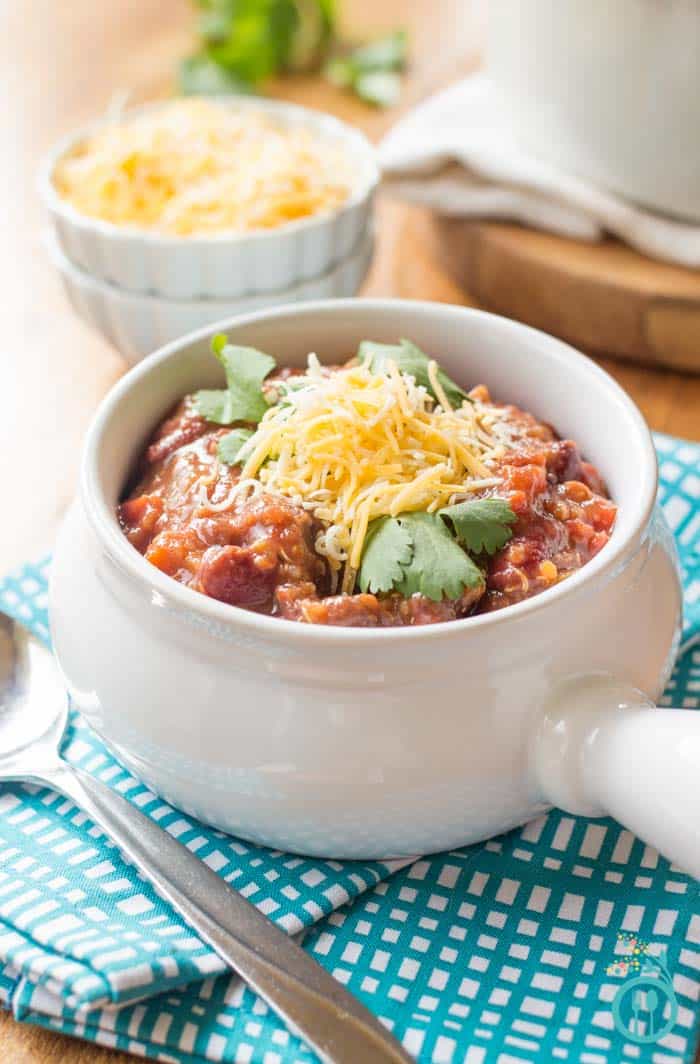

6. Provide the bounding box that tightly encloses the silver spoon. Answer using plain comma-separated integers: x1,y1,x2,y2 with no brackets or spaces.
0,610,411,1064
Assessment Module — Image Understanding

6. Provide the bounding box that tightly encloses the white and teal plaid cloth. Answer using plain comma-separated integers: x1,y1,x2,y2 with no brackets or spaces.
0,433,698,1064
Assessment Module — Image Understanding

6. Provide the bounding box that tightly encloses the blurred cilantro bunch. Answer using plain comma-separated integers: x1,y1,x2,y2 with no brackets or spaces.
179,0,407,107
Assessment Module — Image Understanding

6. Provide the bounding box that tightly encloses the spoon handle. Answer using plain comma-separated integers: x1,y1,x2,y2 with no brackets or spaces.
37,763,411,1064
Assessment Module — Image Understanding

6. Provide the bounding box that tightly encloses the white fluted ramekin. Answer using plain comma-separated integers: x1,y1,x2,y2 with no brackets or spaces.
40,98,378,300
49,228,373,365
49,301,700,872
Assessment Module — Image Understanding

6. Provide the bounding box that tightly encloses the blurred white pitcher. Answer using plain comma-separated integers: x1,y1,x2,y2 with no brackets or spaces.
487,0,700,222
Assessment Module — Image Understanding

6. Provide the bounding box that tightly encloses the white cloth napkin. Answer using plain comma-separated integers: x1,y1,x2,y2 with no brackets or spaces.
379,74,700,269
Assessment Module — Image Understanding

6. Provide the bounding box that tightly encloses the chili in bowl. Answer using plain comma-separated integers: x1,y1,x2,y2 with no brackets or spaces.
117,336,617,626
49,300,698,874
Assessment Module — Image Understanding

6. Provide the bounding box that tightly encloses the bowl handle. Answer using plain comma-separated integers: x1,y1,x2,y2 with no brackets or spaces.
531,675,700,879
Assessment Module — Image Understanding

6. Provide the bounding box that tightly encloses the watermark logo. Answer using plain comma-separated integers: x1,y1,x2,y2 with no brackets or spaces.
607,932,678,1045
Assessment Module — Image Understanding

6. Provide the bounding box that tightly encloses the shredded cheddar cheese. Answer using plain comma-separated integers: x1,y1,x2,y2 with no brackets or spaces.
53,100,352,235
238,356,513,592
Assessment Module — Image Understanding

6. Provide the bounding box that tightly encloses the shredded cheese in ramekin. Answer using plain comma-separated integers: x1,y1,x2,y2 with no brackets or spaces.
53,100,352,236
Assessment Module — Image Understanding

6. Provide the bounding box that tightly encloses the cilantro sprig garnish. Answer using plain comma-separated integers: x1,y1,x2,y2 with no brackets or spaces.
195,333,275,427
358,516,413,594
359,512,483,601
181,0,335,93
358,338,469,408
179,1,406,110
217,427,255,466
324,30,408,108
439,498,517,556
358,500,516,602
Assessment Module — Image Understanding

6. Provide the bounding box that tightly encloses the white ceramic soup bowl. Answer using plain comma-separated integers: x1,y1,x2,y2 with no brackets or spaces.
41,97,378,299
49,301,699,870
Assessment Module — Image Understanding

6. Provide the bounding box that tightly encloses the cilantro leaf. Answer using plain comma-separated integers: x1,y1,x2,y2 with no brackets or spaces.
355,71,402,108
440,498,516,556
348,28,408,72
357,511,483,602
394,513,484,601
181,0,337,95
195,336,275,426
323,29,407,108
180,1,403,108
179,54,253,96
357,338,468,408
358,516,413,594
217,427,254,466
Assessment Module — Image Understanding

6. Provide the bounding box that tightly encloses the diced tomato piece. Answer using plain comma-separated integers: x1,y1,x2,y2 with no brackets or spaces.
589,531,610,557
118,494,163,553
565,518,596,549
584,498,617,533
144,535,189,577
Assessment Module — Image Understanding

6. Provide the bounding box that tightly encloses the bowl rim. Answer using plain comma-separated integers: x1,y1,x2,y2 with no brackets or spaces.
39,96,379,246
81,299,659,646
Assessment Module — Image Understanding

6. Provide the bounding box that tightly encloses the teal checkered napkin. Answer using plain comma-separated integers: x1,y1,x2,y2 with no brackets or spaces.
0,433,698,1064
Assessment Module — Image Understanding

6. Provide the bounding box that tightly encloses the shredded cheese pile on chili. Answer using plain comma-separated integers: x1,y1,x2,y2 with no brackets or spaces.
236,355,513,592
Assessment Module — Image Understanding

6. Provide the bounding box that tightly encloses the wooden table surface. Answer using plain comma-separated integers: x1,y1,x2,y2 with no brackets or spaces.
2,1,699,1060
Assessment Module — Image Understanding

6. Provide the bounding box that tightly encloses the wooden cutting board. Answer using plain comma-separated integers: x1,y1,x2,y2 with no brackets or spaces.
432,217,700,374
